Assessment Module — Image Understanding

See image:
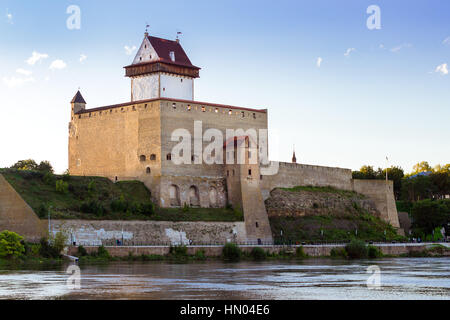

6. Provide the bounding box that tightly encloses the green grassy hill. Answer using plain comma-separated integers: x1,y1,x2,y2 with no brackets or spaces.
0,169,241,222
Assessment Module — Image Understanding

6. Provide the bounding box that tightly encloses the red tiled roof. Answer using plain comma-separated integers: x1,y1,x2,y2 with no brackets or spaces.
147,36,198,69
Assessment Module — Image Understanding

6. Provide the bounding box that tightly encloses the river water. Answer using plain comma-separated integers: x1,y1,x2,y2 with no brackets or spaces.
0,257,448,300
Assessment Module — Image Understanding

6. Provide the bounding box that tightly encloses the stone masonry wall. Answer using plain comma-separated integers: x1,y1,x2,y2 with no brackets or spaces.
0,174,46,241
260,162,353,200
51,220,247,246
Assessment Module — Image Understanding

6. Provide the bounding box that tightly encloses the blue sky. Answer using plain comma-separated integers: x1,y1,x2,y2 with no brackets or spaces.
0,0,449,173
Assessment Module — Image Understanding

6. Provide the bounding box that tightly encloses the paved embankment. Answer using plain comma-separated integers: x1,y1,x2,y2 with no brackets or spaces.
67,243,449,257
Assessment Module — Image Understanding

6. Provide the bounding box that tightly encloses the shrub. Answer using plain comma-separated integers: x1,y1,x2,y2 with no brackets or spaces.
55,180,69,194
38,238,61,258
0,231,25,259
170,245,188,257
52,231,68,253
77,245,88,257
295,246,307,258
222,243,242,262
345,240,368,259
368,245,383,258
37,203,48,218
111,195,128,212
43,172,55,186
330,247,348,259
97,245,110,258
250,247,266,261
182,203,190,213
88,180,97,197
141,202,155,215
194,249,206,260
80,200,105,216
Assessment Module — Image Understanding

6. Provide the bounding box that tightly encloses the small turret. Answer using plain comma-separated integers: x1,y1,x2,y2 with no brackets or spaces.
292,149,297,163
71,90,86,115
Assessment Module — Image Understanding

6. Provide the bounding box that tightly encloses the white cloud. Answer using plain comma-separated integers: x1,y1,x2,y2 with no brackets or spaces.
2,76,35,88
316,57,322,67
390,43,412,53
124,45,137,56
49,59,67,70
379,44,385,49
26,51,49,65
79,54,87,63
344,48,355,57
16,68,32,76
443,37,450,46
435,63,448,75
6,10,13,24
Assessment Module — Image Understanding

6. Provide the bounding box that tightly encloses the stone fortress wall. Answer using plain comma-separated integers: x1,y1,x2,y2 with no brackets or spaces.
0,174,46,241
51,220,248,246
69,96,401,238
261,162,401,229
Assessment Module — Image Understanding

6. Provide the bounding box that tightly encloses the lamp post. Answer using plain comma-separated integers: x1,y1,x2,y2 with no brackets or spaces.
48,205,53,244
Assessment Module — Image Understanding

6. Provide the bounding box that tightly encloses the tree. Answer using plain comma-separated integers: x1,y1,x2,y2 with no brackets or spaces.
411,199,449,236
401,175,435,202
412,161,432,175
0,230,25,259
430,171,450,199
37,161,54,173
10,159,54,173
382,166,405,199
352,165,377,180
11,159,38,171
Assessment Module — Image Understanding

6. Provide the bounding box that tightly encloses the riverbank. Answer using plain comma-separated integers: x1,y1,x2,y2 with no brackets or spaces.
67,242,450,260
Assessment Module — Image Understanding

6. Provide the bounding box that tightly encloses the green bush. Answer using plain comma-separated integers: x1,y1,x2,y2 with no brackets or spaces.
368,245,383,258
55,180,69,194
37,203,48,218
111,195,128,212
295,246,307,258
222,243,242,262
330,247,348,258
345,240,368,259
250,247,267,261
80,200,105,216
170,245,188,257
88,180,97,197
38,238,61,258
77,245,88,257
43,172,55,186
0,230,25,259
52,231,68,253
97,245,110,258
194,249,206,260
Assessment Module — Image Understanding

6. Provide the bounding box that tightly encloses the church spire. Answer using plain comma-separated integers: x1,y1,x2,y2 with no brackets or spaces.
292,146,297,163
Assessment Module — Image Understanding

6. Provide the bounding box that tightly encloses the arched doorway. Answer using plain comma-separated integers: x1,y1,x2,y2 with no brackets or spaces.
189,186,200,207
169,185,180,207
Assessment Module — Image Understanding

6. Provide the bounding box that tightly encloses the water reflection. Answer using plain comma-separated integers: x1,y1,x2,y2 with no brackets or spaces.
0,258,448,300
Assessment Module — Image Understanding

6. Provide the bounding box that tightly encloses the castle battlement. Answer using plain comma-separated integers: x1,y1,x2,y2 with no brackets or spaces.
277,161,352,173
73,98,267,121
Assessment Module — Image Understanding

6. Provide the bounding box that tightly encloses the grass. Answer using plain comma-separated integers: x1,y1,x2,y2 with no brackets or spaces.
0,168,242,222
281,185,366,199
270,213,405,243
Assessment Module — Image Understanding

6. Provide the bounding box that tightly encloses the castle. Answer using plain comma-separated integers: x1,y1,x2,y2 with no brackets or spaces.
68,32,402,243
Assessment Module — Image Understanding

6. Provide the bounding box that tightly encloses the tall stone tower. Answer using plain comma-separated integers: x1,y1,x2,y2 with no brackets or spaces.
224,136,273,244
124,32,200,102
